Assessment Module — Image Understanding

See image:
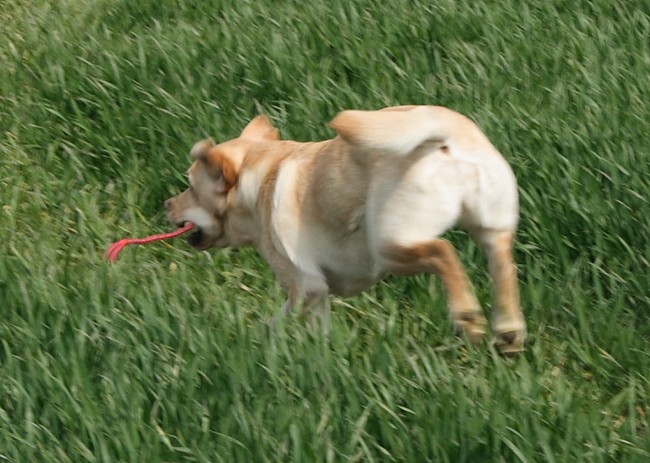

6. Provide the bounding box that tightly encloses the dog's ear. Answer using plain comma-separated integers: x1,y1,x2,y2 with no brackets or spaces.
190,138,215,160
204,148,238,192
190,139,237,192
240,115,280,141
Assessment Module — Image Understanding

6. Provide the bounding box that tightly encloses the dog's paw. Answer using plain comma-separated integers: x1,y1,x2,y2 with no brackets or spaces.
493,317,527,357
453,311,488,345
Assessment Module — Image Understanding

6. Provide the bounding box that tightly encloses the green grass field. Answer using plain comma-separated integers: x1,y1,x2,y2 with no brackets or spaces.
1,0,649,461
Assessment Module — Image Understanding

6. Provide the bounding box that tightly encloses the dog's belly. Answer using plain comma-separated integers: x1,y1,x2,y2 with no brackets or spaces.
323,266,378,297
316,237,381,297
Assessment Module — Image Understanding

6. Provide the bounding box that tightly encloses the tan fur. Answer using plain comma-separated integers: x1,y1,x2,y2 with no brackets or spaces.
165,106,527,353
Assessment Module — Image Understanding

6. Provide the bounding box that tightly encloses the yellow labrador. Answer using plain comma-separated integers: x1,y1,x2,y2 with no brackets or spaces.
165,106,527,354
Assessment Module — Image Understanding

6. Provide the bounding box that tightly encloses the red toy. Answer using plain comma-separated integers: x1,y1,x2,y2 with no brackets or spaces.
105,222,195,262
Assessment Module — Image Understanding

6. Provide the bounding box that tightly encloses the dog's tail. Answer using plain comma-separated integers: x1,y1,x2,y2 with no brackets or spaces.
330,105,464,156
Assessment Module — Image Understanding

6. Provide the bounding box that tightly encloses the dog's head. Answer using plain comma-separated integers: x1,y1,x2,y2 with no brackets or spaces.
165,115,279,250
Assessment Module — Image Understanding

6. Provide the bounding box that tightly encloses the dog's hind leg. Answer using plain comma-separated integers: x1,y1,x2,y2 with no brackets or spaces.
382,239,487,344
473,228,526,355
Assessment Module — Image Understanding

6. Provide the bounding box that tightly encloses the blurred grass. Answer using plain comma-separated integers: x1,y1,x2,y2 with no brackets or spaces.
1,0,649,461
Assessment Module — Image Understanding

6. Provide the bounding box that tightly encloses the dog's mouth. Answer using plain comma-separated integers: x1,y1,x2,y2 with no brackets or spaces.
184,226,218,250
187,228,204,247
170,221,206,249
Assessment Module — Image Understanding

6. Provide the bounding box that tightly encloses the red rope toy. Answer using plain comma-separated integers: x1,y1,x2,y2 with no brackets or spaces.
105,222,195,263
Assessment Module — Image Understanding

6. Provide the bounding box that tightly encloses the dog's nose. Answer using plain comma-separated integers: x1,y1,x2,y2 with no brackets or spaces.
164,198,173,210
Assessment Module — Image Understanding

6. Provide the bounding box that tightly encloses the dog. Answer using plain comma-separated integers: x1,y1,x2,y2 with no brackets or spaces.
165,105,527,354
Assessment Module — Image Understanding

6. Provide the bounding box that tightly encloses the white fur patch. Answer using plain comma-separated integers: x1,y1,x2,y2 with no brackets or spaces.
182,207,217,230
272,160,323,277
238,169,262,210
272,160,300,251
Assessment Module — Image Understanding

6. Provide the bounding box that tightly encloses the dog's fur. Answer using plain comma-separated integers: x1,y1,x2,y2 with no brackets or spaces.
165,105,526,354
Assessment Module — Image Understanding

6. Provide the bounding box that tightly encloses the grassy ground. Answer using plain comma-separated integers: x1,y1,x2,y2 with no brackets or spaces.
1,0,649,461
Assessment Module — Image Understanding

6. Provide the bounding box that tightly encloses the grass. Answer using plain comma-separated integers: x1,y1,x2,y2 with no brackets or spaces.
1,0,649,461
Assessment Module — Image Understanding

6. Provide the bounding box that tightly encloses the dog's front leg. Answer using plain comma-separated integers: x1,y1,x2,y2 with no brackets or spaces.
272,273,331,334
292,273,331,334
302,293,331,334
